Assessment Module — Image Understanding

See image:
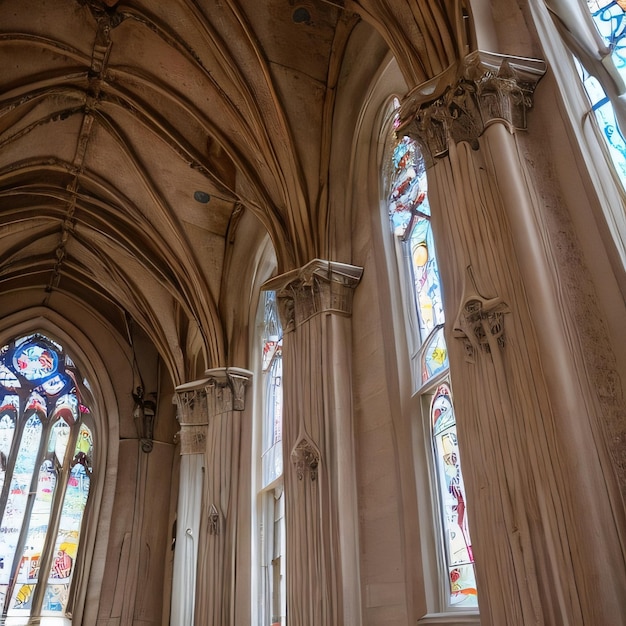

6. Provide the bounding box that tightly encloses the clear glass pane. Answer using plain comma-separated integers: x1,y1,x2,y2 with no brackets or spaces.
44,426,93,614
261,292,283,488
0,401,18,494
9,459,57,611
0,415,43,589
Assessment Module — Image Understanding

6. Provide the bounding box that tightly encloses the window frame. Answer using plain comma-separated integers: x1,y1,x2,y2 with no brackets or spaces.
254,290,286,626
382,99,479,621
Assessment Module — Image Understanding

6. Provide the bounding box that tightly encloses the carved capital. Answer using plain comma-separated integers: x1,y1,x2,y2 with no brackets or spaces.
453,267,509,363
262,259,363,331
175,379,209,455
291,435,320,481
204,367,253,415
397,51,546,165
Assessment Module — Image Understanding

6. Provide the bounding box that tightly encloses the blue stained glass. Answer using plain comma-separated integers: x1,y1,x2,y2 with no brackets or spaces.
587,1,626,71
389,137,430,233
576,2,626,188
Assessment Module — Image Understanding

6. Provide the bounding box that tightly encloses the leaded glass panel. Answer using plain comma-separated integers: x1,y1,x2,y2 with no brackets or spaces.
575,2,626,186
0,333,93,620
431,384,477,607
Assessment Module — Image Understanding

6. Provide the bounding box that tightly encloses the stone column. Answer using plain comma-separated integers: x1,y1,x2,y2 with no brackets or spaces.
194,367,252,626
398,50,626,625
263,259,363,626
172,380,209,626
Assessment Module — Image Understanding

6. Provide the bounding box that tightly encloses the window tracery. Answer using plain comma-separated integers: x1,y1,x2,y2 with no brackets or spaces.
0,333,93,621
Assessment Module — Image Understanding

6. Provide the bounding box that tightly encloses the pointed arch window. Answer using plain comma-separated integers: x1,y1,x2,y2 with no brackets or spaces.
0,333,94,622
531,0,626,265
574,1,626,185
386,110,478,609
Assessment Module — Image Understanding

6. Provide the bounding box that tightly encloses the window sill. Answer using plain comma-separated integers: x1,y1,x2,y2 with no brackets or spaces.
0,617,71,626
418,612,480,625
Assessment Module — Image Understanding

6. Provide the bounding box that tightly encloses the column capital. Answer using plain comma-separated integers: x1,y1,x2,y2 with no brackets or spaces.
396,50,546,165
262,258,363,331
204,367,253,414
174,378,209,455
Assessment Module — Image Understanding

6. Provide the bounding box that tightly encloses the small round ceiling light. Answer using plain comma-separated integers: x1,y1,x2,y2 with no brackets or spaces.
194,191,211,203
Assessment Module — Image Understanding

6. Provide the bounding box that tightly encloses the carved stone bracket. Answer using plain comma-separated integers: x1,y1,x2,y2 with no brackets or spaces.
262,259,363,331
453,266,510,363
208,503,221,535
396,50,546,165
174,379,210,455
291,435,320,481
204,367,252,415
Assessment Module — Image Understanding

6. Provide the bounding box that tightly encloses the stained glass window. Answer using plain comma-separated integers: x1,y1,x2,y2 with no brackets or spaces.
387,110,477,609
576,1,626,186
431,384,477,607
0,333,93,620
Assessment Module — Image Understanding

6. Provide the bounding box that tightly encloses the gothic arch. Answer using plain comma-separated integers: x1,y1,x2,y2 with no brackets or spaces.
0,307,119,625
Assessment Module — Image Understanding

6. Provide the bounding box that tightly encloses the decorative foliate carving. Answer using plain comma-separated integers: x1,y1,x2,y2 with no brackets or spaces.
175,381,210,455
208,504,220,535
397,51,546,165
453,267,509,363
204,368,252,415
262,259,363,331
291,435,320,481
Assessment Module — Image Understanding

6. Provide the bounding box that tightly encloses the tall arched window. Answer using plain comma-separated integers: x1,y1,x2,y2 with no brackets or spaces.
386,110,478,609
531,0,626,266
257,291,285,626
573,1,626,184
0,333,94,622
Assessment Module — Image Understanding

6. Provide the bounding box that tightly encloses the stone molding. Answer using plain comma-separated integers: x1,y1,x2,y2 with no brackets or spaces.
262,258,363,331
396,50,546,165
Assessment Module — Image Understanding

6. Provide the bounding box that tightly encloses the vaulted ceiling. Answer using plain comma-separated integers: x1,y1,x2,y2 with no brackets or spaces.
0,0,465,381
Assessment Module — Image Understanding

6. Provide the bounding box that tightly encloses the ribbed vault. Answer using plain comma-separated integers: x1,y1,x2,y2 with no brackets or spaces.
0,0,466,380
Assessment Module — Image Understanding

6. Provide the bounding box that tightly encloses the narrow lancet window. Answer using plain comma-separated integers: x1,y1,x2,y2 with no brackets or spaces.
386,112,477,608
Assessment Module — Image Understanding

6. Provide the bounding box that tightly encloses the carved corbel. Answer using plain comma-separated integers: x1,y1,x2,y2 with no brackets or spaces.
453,266,510,363
208,504,221,535
291,434,320,481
